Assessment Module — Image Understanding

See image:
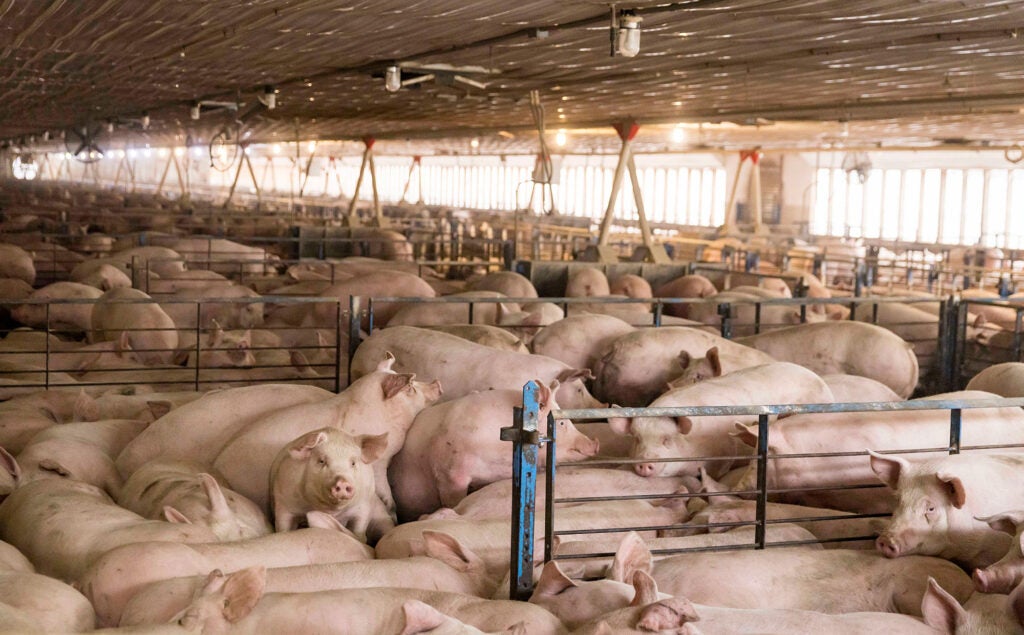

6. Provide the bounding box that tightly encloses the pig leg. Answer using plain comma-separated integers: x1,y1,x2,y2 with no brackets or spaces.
273,503,301,533
372,462,396,517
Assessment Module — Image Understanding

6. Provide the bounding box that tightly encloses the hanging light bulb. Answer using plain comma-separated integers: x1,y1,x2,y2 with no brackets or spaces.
192,145,204,159
158,147,169,158
555,129,567,147
272,143,281,155
141,112,151,130
671,125,686,144
307,140,317,153
190,102,201,120
384,65,402,93
174,147,185,157
106,120,115,133
470,137,480,149
615,10,642,58
258,85,277,110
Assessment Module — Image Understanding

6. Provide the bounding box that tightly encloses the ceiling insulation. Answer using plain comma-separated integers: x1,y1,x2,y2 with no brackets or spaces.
3,1,1024,154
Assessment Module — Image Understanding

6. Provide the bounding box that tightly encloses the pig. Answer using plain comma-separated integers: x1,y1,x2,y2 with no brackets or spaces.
108,245,188,278
155,237,278,276
591,326,773,406
0,244,35,285
0,388,100,454
967,362,1024,397
0,278,32,321
0,568,96,632
853,300,944,369
530,314,635,372
313,270,437,328
921,577,1024,635
650,546,972,616
468,271,538,298
574,572,939,635
123,531,495,624
730,391,1024,515
134,567,548,635
93,391,203,422
686,290,824,336
870,451,1024,569
387,291,519,327
116,383,334,478
609,362,834,479
972,511,1024,593
161,284,265,332
213,357,442,514
822,373,902,402
425,324,529,353
495,302,566,343
90,287,180,365
117,461,272,541
667,344,776,389
961,288,1020,330
145,268,231,294
351,326,604,409
71,262,133,291
610,274,653,299
82,512,373,627
653,274,718,318
269,427,391,541
736,321,920,398
16,418,149,497
12,281,104,333
0,477,217,582
566,267,611,297
390,381,600,521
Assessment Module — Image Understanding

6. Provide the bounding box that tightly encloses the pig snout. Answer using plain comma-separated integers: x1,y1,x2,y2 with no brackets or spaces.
330,478,355,501
634,462,658,477
875,534,903,558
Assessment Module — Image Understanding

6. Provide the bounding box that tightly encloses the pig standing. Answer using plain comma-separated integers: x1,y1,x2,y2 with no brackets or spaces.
653,274,717,318
871,451,1024,569
269,427,390,541
117,461,272,541
566,267,611,297
610,274,653,299
390,381,600,521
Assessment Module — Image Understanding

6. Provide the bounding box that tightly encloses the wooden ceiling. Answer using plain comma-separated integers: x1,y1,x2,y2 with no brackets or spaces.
4,1,1024,154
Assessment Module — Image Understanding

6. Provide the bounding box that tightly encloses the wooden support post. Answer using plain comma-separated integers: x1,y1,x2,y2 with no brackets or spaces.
259,157,273,193
127,159,136,193
366,145,385,226
400,155,421,203
346,144,371,224
722,150,759,236
597,121,638,246
298,151,316,198
244,152,261,207
172,153,188,201
112,156,124,189
222,150,246,209
154,152,175,197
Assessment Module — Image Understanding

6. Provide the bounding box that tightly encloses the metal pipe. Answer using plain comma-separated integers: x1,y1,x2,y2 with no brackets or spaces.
755,413,769,550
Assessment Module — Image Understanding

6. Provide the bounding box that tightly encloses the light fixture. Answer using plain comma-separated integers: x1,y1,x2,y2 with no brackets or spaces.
671,125,686,144
470,137,480,149
106,120,115,133
613,9,642,58
141,112,150,130
555,129,567,147
41,131,50,141
258,85,277,110
192,146,203,159
127,148,137,159
174,147,185,157
272,143,281,155
384,65,402,92
307,140,317,153
190,102,201,120
158,147,169,158
116,149,126,159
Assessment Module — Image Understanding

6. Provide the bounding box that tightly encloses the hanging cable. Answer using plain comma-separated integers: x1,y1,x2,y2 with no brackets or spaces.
528,89,555,214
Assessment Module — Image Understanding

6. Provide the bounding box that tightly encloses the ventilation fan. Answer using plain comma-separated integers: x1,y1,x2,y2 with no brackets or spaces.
65,124,105,163
841,152,872,184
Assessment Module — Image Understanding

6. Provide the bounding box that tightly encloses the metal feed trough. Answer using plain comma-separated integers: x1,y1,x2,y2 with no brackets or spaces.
501,384,1024,600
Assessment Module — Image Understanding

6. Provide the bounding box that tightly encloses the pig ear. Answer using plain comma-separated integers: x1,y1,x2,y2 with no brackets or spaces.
199,473,231,519
730,423,758,448
530,561,577,597
677,350,692,369
117,330,132,353
164,506,192,524
381,373,415,400
936,472,967,509
535,380,553,409
37,458,70,478
629,571,663,608
676,416,693,435
975,511,1024,536
506,622,527,635
206,321,224,347
399,600,446,635
304,511,358,538
0,448,21,481
421,531,482,573
921,577,965,633
867,450,909,489
376,351,397,372
706,347,722,377
609,531,653,583
221,566,265,623
289,430,328,460
637,596,700,629
171,348,191,367
556,368,594,383
146,400,174,420
359,433,389,464
73,390,100,422
607,415,632,436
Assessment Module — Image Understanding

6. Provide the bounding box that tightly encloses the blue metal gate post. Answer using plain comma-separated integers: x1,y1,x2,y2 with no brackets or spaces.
500,381,542,601
754,413,769,550
544,407,557,564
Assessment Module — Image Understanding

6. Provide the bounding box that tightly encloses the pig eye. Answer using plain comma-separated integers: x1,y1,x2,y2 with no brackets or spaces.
317,458,326,467
350,459,356,467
